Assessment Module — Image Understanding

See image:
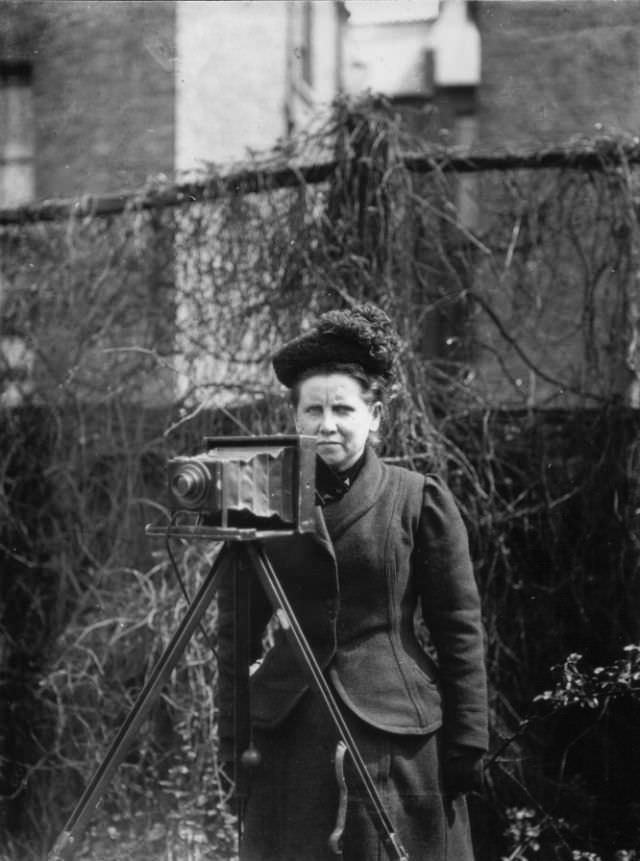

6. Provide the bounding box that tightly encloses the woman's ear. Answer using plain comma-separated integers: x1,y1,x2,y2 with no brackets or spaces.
370,401,383,432
291,404,300,433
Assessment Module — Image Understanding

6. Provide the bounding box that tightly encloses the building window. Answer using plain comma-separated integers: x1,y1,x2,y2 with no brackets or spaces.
301,0,313,88
0,61,35,208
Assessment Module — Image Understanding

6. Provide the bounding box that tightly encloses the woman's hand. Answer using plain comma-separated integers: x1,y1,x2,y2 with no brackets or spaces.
443,747,485,798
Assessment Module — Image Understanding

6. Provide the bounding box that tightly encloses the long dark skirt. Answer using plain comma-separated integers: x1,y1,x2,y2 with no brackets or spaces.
240,691,475,861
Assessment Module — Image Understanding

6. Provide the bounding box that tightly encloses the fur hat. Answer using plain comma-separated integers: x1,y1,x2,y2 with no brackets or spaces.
272,303,400,388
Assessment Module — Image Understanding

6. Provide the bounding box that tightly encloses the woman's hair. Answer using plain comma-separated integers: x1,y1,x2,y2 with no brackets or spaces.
289,362,387,408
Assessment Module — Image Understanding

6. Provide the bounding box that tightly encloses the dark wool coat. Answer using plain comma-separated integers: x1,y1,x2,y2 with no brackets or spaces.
216,446,488,758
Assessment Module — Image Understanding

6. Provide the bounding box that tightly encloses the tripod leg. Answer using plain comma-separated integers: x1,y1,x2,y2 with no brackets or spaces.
245,542,409,861
231,547,252,828
48,542,234,861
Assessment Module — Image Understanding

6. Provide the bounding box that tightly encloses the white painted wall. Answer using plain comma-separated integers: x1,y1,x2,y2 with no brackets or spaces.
344,0,437,97
175,0,289,172
344,0,481,98
346,1,438,25
287,0,344,134
345,18,434,97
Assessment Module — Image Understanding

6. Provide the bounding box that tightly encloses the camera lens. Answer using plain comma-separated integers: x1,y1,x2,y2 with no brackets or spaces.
170,461,211,508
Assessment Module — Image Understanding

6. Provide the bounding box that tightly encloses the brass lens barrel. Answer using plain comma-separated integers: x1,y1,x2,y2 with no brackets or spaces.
170,461,211,509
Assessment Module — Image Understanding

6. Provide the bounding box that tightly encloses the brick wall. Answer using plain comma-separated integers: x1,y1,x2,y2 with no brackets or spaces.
477,0,640,150
30,0,175,199
453,1,640,407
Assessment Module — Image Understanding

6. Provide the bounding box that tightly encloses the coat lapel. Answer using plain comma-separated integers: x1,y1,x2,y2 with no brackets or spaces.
321,446,385,541
310,503,336,561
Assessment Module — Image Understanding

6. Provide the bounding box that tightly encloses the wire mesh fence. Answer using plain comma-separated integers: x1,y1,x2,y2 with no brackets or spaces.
2,101,640,859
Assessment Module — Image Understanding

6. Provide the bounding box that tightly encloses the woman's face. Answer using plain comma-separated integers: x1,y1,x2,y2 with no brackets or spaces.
294,373,381,472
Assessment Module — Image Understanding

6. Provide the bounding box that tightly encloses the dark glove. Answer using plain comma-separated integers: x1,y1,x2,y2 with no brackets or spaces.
443,748,485,798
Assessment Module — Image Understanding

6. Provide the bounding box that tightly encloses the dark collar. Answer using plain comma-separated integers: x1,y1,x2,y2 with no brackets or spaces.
315,450,367,507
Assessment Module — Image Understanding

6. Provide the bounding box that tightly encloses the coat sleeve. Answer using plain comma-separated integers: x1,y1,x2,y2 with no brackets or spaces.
414,475,489,753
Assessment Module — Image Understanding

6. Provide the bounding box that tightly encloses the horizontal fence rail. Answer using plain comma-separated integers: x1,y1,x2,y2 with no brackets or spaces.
2,139,640,225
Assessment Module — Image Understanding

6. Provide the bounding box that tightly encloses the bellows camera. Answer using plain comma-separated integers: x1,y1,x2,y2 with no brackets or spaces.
167,435,317,533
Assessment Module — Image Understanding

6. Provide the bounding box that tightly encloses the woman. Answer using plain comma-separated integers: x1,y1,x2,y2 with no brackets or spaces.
216,304,488,860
